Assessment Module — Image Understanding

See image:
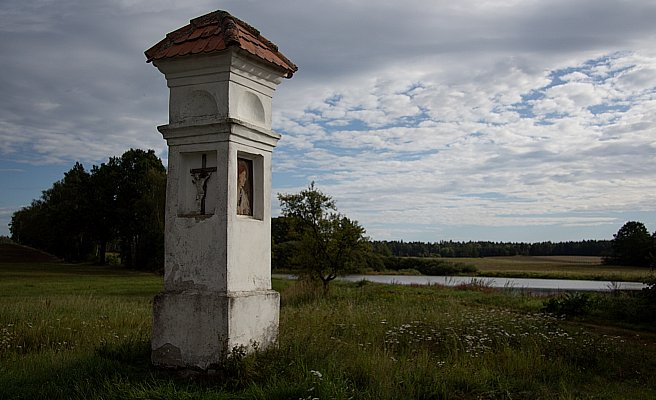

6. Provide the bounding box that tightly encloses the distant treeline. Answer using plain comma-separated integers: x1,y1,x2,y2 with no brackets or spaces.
371,240,612,258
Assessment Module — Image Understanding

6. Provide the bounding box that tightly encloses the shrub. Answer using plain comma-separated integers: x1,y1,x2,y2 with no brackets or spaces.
382,256,477,276
543,289,656,329
642,274,656,301
542,292,594,317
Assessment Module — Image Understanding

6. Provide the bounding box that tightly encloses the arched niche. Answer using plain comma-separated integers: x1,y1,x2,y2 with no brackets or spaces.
238,91,266,124
179,90,218,120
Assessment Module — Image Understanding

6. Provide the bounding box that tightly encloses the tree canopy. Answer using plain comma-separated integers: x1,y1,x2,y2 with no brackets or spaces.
604,221,655,267
10,149,166,269
276,182,370,291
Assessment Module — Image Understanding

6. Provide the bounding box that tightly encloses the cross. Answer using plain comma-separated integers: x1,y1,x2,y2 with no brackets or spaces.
190,153,217,215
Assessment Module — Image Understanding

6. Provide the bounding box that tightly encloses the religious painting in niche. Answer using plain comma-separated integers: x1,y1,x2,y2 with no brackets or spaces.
237,158,253,216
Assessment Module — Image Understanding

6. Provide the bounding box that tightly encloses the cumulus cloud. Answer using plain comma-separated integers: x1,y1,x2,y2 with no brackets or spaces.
273,48,656,240
1,0,655,240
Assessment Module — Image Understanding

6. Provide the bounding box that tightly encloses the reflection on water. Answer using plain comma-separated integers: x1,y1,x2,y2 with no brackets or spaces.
338,275,646,292
273,274,646,292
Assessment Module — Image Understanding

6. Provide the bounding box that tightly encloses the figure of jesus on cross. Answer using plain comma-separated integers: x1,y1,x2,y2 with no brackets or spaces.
190,153,217,215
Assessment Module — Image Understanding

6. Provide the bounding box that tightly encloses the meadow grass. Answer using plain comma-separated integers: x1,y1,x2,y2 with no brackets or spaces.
443,256,652,282
1,262,655,399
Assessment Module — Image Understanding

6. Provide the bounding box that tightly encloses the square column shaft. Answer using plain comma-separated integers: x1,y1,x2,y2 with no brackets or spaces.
149,44,291,369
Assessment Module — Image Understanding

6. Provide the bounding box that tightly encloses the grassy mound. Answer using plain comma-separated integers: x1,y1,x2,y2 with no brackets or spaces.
0,243,59,263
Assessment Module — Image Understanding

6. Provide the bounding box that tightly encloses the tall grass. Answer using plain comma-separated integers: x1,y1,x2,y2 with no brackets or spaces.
273,283,655,399
448,256,651,282
1,263,655,399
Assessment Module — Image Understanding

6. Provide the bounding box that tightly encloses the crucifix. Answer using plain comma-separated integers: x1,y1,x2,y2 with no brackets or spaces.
190,153,217,215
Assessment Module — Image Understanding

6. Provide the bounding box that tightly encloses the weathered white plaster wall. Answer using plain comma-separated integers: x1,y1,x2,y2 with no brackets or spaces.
151,49,284,369
159,51,278,130
152,290,280,369
227,143,273,292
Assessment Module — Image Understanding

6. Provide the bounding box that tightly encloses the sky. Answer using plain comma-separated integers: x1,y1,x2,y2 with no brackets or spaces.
1,0,655,243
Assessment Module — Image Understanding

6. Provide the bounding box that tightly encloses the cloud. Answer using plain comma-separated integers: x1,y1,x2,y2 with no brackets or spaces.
272,49,656,240
1,0,656,240
0,0,180,165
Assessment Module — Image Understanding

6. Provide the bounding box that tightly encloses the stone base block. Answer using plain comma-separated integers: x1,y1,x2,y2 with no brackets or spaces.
151,290,279,369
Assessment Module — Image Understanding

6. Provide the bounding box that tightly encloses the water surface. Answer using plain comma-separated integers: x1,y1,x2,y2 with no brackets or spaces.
274,274,646,292
338,275,646,292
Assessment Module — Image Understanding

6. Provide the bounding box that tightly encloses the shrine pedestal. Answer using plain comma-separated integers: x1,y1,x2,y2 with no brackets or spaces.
152,290,279,369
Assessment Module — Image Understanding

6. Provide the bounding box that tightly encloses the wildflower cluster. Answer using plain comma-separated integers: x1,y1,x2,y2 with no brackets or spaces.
382,307,627,361
0,323,17,352
299,369,323,400
384,321,438,349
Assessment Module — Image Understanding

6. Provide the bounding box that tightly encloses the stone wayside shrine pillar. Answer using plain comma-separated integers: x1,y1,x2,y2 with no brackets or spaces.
145,10,297,369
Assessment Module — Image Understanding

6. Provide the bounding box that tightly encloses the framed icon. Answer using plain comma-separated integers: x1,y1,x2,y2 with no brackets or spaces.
237,158,253,216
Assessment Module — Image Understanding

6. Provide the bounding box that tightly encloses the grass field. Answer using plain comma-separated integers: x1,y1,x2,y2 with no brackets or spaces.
441,255,652,282
1,257,655,399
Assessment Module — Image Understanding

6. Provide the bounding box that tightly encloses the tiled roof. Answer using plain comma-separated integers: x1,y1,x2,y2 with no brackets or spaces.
145,10,298,78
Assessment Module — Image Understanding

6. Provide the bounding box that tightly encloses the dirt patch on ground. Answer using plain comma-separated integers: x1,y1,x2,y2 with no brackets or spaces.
0,243,59,263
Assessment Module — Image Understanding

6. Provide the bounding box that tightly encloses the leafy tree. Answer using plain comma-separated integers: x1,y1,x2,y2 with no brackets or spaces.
604,221,653,266
271,216,296,271
652,231,656,269
10,163,93,261
371,241,392,257
114,149,166,270
10,200,49,253
277,182,369,292
10,149,166,269
88,159,121,265
48,162,94,261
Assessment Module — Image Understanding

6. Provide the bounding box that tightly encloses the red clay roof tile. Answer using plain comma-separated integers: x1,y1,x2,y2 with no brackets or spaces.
191,37,210,54
204,36,225,53
145,10,297,78
164,43,182,58
176,40,197,57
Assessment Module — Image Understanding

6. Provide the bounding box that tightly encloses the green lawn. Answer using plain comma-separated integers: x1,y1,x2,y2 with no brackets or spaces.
1,262,655,399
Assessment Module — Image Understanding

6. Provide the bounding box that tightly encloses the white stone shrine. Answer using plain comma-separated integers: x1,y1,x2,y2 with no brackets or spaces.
145,10,297,369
